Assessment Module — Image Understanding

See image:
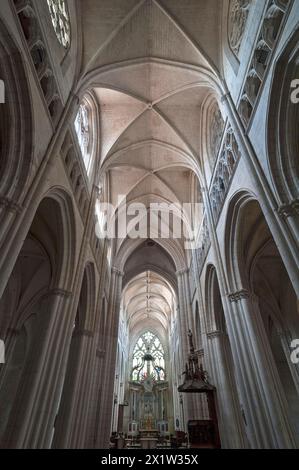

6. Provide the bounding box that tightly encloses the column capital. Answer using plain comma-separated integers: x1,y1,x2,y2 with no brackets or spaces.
7,327,21,337
43,288,73,300
228,289,250,303
73,329,94,338
206,330,225,339
0,196,23,214
96,348,105,358
278,199,299,218
220,91,231,104
176,267,189,277
93,184,102,196
111,266,124,277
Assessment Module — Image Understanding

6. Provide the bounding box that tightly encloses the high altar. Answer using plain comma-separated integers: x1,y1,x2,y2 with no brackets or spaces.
127,375,170,444
122,332,173,446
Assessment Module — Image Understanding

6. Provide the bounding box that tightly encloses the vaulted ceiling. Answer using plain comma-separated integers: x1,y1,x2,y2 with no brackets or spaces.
78,1,225,326
80,0,223,73
122,270,176,337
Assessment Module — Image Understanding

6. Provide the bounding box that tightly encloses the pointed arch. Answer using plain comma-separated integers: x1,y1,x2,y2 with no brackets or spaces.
0,17,33,204
267,26,299,206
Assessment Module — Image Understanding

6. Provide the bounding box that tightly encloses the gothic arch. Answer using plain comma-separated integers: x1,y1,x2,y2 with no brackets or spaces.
116,235,185,280
79,61,225,195
225,189,299,295
0,17,33,204
0,190,75,335
0,191,76,447
129,328,169,361
205,264,226,334
39,187,76,291
267,27,299,206
224,191,299,444
224,190,259,292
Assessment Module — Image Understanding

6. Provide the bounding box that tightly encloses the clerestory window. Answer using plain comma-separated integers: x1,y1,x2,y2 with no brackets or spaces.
47,0,71,48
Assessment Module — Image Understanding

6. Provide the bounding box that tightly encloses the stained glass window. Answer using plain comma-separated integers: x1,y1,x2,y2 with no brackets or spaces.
47,0,71,48
74,103,93,176
131,332,166,382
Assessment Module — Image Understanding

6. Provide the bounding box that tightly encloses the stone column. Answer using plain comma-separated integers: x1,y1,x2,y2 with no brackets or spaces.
0,327,23,441
82,258,108,449
226,289,296,448
85,347,106,448
206,330,248,448
51,328,95,449
96,267,123,448
0,204,32,301
0,199,22,259
2,289,72,449
278,202,299,257
176,269,191,361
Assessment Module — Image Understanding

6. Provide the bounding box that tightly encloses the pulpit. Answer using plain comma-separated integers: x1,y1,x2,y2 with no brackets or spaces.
178,330,221,449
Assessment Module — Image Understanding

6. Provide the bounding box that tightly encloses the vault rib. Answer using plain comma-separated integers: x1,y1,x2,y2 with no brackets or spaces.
85,0,147,73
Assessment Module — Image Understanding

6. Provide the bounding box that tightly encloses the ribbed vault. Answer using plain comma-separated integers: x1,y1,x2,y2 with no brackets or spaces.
78,0,224,266
122,270,176,338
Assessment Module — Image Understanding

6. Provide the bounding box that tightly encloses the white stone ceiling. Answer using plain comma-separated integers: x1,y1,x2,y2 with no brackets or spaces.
122,270,176,336
81,0,222,72
79,0,224,330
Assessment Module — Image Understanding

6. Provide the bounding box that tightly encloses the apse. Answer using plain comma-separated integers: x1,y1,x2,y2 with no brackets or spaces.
112,269,178,442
